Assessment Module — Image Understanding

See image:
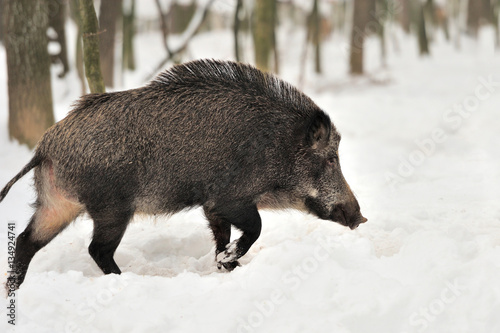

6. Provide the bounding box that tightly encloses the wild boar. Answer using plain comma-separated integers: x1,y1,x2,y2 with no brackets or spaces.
0,59,366,289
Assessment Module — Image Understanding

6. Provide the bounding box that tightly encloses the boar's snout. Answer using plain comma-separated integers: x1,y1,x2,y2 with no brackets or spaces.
348,214,368,230
330,199,368,230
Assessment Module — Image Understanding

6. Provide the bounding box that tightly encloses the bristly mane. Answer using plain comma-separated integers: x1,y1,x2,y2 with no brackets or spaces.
152,59,316,111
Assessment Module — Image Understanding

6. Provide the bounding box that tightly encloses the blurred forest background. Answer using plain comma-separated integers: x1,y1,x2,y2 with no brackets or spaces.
0,0,499,148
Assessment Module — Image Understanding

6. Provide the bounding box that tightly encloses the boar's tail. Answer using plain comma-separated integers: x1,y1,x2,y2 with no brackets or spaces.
0,155,42,203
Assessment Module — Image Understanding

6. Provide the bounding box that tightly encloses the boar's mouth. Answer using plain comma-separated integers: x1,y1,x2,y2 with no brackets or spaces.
329,204,368,230
305,197,367,230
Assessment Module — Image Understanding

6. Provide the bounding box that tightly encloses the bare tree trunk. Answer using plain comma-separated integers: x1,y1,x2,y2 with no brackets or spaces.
467,0,482,36
400,0,411,33
417,1,430,55
495,0,500,48
49,0,69,78
379,18,387,67
311,0,322,74
349,0,370,75
76,29,86,94
122,0,136,71
253,0,276,72
79,0,105,93
450,0,462,49
69,0,86,95
234,0,243,62
480,0,495,24
0,0,4,43
440,8,451,41
99,0,122,88
272,2,279,74
4,0,55,148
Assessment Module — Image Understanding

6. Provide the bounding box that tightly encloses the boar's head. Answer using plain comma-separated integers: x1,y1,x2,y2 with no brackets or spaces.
295,111,368,230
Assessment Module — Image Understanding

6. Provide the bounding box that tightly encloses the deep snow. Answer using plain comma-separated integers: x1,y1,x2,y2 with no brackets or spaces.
1,17,500,333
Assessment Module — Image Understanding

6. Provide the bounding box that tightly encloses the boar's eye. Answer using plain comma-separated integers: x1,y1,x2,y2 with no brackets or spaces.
326,153,338,166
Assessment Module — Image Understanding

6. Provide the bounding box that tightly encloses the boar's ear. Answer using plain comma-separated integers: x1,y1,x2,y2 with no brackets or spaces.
306,111,331,150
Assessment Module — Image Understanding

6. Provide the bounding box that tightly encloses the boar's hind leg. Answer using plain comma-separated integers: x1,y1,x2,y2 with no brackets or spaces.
87,207,133,275
9,169,83,289
211,203,262,271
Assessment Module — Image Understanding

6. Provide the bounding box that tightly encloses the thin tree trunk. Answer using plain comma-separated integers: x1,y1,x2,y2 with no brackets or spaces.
400,0,411,33
234,0,243,62
311,0,322,74
99,0,122,87
298,13,311,88
69,0,86,95
423,0,436,42
450,0,461,49
417,1,430,55
379,20,387,67
253,0,276,72
376,0,387,68
495,0,500,48
441,11,450,41
349,0,370,75
122,0,136,71
4,0,55,148
79,0,105,93
467,0,481,37
76,28,86,94
480,0,495,24
0,0,4,43
272,1,279,74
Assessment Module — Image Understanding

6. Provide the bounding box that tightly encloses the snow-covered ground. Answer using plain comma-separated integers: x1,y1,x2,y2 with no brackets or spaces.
1,18,499,333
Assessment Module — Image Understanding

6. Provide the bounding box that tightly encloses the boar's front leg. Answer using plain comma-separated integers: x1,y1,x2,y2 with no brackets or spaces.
203,206,234,269
204,203,261,271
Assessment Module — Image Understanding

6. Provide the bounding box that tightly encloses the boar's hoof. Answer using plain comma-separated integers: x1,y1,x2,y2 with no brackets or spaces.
217,241,239,263
217,261,241,271
216,241,241,271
